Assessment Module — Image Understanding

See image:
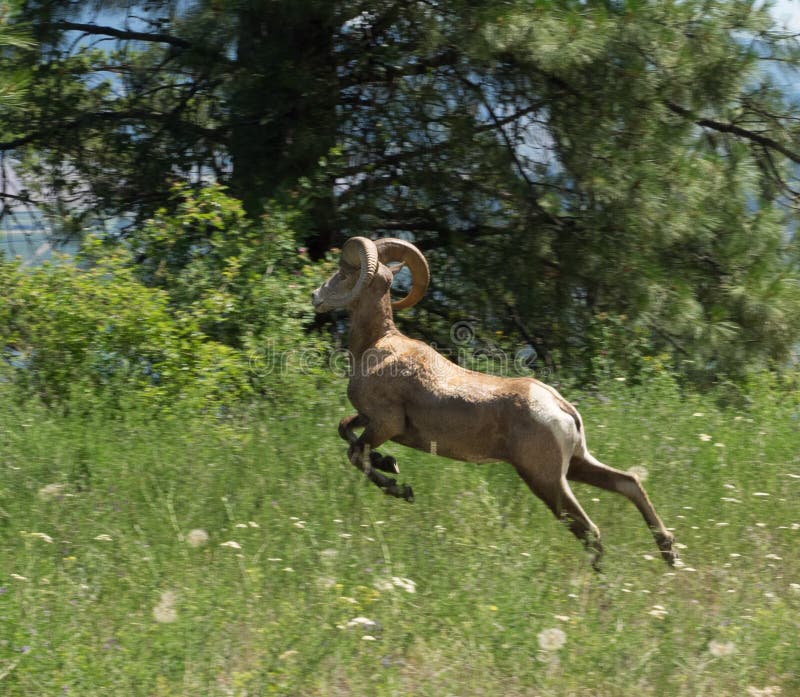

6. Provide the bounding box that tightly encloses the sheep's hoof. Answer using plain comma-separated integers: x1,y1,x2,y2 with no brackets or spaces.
656,533,678,567
381,479,414,503
370,452,399,474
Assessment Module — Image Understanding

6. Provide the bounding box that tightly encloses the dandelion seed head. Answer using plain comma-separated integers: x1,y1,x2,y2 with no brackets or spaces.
628,466,648,482
708,639,736,657
537,627,566,651
186,529,209,547
153,591,178,624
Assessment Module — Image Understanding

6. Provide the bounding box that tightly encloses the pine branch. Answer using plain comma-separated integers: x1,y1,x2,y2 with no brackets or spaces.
49,21,192,49
666,101,800,165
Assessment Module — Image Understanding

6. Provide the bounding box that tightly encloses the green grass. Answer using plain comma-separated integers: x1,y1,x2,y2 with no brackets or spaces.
1,376,799,696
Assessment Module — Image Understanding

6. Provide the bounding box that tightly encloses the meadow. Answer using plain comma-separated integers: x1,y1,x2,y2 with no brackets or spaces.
1,373,798,696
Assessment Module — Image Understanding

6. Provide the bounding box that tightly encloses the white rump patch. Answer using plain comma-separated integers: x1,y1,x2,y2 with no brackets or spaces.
528,383,581,468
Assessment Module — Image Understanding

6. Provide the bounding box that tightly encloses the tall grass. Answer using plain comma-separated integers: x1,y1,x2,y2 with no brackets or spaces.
1,374,798,696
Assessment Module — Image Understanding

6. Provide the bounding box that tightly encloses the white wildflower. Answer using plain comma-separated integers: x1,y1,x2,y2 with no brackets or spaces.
344,616,378,630
392,576,416,593
362,635,377,641
746,686,782,697
248,521,260,528
698,433,712,442
186,529,209,548
692,412,704,417
537,627,566,651
708,640,736,657
10,573,28,581
94,534,113,542
38,483,67,501
753,492,770,497
765,554,782,561
29,532,54,543
219,540,241,549
648,605,669,618
235,523,248,528
293,521,306,529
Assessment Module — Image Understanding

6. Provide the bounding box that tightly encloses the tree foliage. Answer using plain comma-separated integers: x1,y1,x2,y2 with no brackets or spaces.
2,0,800,384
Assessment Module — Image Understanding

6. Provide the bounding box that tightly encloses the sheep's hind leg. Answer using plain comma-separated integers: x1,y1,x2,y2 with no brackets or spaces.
338,414,413,502
512,460,604,571
567,454,677,566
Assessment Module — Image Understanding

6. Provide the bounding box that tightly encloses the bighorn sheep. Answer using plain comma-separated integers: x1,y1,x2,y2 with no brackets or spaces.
312,237,677,568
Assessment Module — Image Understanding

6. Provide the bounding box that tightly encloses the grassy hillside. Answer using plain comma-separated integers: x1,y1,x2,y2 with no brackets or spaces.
1,375,798,696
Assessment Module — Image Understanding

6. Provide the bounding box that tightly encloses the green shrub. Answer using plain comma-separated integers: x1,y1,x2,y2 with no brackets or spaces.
0,248,251,410
0,185,330,412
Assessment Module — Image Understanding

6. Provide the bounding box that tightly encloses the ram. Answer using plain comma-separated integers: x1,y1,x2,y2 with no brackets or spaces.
312,237,677,568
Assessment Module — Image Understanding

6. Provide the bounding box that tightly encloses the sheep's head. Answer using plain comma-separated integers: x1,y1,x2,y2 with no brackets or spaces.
312,237,430,313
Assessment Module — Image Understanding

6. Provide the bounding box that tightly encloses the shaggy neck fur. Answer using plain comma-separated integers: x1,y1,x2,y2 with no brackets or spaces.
347,290,397,359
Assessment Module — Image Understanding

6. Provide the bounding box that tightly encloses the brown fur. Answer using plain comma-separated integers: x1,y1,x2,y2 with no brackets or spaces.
313,253,677,569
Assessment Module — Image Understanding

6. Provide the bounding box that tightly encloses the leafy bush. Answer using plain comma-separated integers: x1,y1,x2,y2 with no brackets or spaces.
0,185,329,412
0,248,250,410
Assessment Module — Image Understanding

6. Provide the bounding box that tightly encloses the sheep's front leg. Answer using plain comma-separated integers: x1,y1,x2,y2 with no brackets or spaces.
338,414,400,473
337,414,413,502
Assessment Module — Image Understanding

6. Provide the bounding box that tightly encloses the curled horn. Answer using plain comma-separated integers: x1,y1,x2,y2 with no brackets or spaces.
374,238,430,310
334,237,379,306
